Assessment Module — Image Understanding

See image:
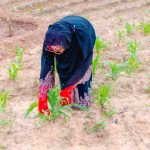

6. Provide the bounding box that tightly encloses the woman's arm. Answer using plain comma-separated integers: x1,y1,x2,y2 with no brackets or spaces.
38,42,55,115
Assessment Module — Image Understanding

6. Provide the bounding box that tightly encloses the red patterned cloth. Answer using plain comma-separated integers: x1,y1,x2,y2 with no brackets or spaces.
60,85,76,106
46,45,62,52
38,69,55,115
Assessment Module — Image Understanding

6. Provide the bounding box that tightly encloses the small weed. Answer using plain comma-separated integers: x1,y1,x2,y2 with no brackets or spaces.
125,22,134,35
139,22,150,35
92,55,100,76
91,121,107,132
116,30,124,42
8,62,20,80
0,119,12,126
84,120,107,133
102,108,116,117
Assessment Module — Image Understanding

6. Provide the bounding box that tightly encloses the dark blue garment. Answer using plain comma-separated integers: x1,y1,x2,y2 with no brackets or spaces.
40,15,96,90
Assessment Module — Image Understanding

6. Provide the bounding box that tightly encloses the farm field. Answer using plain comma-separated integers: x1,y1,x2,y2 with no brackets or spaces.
0,0,150,150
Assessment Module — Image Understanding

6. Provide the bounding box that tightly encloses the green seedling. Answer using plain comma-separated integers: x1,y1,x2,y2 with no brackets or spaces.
25,87,70,121
15,46,25,63
125,22,134,35
95,84,113,108
95,37,109,54
25,101,38,117
127,40,139,56
47,87,69,120
92,55,100,76
91,121,107,132
0,90,10,111
124,55,141,75
84,120,107,133
116,30,124,42
8,62,20,80
0,119,12,126
102,108,116,117
124,40,141,75
106,61,124,80
139,22,150,35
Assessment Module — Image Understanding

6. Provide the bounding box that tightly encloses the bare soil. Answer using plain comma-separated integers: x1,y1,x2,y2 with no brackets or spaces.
0,0,150,150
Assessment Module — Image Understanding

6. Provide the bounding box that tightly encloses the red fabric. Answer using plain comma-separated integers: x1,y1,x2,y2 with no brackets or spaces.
47,45,62,52
38,95,50,115
60,85,76,106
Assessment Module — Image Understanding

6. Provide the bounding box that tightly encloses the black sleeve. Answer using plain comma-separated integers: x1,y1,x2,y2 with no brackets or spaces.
38,41,55,96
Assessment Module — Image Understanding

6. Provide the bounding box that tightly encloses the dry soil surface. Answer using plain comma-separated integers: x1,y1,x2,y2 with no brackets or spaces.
0,0,150,150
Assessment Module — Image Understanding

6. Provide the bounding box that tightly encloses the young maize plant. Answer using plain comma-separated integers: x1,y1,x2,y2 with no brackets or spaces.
124,55,141,75
94,84,112,108
8,62,20,80
0,90,10,110
105,61,124,80
124,40,141,75
139,22,150,35
92,55,100,76
95,37,110,54
125,22,134,35
25,87,69,121
0,90,12,126
15,46,25,63
47,87,69,120
127,40,139,56
8,46,25,80
93,84,115,117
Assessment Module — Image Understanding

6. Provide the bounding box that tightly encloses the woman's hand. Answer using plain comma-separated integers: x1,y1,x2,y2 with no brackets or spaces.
60,85,76,106
38,94,50,115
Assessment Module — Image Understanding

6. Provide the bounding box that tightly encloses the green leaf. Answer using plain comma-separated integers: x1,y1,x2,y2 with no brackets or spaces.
24,101,38,117
0,119,12,126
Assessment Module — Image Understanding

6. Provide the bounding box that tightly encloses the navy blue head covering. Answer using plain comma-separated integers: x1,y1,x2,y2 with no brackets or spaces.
44,16,96,90
45,23,72,50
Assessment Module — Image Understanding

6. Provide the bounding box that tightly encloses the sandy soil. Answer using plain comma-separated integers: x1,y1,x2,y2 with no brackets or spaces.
0,0,150,150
